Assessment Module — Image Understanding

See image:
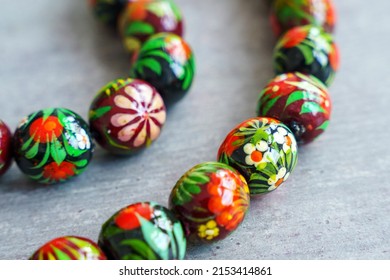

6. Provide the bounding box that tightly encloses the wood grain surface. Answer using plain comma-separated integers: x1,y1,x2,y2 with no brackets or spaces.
0,0,389,260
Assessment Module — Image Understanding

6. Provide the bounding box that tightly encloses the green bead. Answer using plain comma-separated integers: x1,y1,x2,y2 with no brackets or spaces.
99,202,187,260
273,25,339,86
218,117,298,195
130,33,196,105
13,108,94,184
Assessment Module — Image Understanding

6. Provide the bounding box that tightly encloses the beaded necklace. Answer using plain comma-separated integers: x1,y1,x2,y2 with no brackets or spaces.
0,0,339,260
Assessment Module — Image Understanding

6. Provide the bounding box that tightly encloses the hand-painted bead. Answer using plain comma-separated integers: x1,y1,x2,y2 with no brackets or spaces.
13,108,94,184
99,202,186,260
119,0,184,53
89,78,166,155
0,120,12,176
270,0,336,36
273,25,339,86
30,236,106,260
169,162,250,243
218,117,298,195
88,0,128,26
257,72,331,144
130,33,195,105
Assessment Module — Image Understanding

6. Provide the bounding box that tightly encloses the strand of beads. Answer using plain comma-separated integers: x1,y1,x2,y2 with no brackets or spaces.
27,0,339,260
0,0,195,184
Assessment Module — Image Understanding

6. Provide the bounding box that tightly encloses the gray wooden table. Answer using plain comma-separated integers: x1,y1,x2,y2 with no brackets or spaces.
0,0,389,260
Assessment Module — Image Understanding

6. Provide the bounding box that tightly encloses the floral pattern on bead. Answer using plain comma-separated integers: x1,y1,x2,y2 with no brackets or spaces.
257,72,332,144
273,25,339,86
30,236,106,260
13,108,94,184
169,162,250,243
119,0,183,53
99,202,186,260
130,33,195,104
198,220,219,241
89,78,166,155
270,0,336,36
218,117,298,195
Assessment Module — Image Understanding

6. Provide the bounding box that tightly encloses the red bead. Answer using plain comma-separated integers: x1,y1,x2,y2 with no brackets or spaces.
0,120,12,176
169,162,250,243
89,78,166,155
257,72,331,144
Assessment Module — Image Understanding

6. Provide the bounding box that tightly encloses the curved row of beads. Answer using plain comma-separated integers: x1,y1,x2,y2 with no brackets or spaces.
27,0,339,259
0,0,195,183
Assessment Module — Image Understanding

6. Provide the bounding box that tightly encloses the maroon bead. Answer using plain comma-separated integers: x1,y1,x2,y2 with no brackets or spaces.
89,78,166,155
257,72,332,144
0,120,12,176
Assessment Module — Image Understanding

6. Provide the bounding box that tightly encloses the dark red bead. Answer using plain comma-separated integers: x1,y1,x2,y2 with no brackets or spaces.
257,72,332,144
0,120,12,176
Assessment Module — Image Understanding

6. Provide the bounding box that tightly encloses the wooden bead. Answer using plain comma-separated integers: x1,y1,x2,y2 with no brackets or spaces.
218,117,298,195
89,78,166,155
169,162,250,243
99,202,186,260
130,33,195,105
273,25,339,86
13,108,94,184
257,72,332,144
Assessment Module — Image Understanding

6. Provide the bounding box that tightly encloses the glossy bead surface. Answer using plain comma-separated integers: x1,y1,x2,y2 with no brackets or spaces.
119,0,184,53
99,202,186,260
257,72,331,144
273,25,339,86
169,162,250,243
130,33,195,105
89,0,128,26
270,0,336,36
0,120,12,176
218,118,298,195
89,78,166,155
13,108,94,184
30,236,107,260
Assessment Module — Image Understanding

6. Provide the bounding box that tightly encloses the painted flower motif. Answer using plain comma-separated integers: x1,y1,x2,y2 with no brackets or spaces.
42,161,76,182
267,167,290,191
152,210,173,231
198,220,219,241
63,116,91,150
273,126,288,144
127,1,148,21
165,35,191,65
285,133,297,153
207,170,249,231
111,84,166,147
243,140,268,167
76,129,91,150
115,203,153,230
29,116,63,143
282,27,308,48
273,127,296,153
